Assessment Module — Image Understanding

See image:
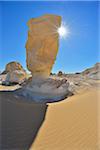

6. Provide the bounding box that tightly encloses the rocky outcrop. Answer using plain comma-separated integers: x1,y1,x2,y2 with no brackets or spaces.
82,63,100,79
5,70,26,84
2,61,26,85
57,71,63,76
2,61,25,74
26,14,61,78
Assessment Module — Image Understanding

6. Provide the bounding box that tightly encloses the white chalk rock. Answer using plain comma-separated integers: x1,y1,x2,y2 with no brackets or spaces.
20,78,72,102
5,70,26,84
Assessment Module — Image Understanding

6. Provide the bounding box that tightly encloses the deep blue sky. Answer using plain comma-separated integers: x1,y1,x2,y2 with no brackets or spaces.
0,1,99,73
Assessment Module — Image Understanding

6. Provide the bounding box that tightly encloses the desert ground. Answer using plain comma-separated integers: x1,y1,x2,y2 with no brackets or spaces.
0,63,100,150
0,85,99,150
30,88,99,150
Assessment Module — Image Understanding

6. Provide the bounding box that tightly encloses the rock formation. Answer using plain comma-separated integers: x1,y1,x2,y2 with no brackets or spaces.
2,61,25,74
26,14,61,78
82,63,100,80
2,61,26,85
57,71,63,76
5,70,26,84
18,14,71,102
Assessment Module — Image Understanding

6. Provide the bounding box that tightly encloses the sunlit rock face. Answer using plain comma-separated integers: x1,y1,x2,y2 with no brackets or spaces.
18,14,72,102
3,61,25,74
2,61,26,85
5,70,26,84
26,14,61,78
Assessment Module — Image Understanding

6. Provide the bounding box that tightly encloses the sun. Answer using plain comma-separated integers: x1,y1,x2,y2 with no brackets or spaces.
57,24,70,39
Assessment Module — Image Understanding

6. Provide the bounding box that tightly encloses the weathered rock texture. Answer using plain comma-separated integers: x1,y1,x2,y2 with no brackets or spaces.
82,63,100,80
5,70,26,84
20,78,71,102
2,62,26,85
5,61,25,73
26,14,61,78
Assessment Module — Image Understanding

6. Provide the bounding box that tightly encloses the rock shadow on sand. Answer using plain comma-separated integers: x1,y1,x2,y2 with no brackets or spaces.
0,91,48,150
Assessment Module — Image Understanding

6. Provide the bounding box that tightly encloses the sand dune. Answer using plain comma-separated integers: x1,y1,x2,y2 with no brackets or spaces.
0,86,99,149
30,89,100,150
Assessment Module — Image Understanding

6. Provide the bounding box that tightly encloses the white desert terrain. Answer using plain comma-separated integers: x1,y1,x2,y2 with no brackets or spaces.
0,63,100,150
0,13,99,150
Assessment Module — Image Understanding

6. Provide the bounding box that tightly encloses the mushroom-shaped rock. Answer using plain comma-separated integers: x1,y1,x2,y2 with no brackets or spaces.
17,14,71,102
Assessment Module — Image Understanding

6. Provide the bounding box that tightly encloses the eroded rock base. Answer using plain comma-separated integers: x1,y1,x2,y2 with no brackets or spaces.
17,78,72,103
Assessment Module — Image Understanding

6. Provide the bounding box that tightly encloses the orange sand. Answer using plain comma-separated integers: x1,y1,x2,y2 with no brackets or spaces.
30,89,100,150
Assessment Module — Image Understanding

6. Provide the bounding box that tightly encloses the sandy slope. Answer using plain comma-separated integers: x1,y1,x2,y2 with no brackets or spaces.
30,89,100,150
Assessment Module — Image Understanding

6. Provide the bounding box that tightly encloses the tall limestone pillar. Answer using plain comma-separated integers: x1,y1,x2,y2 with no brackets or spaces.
26,14,61,79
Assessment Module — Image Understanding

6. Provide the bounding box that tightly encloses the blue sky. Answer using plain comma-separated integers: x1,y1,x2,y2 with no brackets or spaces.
0,1,99,73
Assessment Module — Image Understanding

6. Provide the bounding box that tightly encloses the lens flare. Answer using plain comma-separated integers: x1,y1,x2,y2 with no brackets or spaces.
57,24,70,39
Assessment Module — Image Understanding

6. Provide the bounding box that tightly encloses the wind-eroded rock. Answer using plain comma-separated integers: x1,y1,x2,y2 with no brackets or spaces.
5,61,25,73
5,70,26,84
2,62,26,85
26,14,61,78
82,63,100,80
18,78,72,102
16,14,72,102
